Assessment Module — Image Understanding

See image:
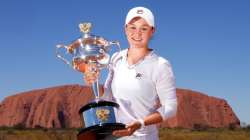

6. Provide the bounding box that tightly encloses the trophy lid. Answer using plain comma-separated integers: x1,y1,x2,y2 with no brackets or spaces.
56,22,120,71
79,100,119,114
67,23,110,54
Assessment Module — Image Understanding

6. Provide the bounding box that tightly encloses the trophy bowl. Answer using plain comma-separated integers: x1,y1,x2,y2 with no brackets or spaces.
56,23,125,139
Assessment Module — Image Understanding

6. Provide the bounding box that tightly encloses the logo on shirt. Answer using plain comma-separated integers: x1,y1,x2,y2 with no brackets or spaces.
135,73,143,79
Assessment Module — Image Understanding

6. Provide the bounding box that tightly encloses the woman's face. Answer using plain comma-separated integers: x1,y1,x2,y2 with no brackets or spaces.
125,17,155,49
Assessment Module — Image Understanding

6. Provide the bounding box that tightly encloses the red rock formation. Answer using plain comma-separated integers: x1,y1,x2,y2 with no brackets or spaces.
163,89,240,128
0,85,240,128
0,85,93,128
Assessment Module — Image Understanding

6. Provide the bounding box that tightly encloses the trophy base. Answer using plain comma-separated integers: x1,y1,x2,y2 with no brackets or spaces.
77,123,125,140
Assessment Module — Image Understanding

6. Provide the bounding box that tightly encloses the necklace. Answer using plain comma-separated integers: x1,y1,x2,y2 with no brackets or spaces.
126,49,153,69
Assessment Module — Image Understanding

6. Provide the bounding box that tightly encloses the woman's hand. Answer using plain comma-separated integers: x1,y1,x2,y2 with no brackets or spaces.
75,63,99,85
85,63,99,85
74,62,87,73
112,121,141,137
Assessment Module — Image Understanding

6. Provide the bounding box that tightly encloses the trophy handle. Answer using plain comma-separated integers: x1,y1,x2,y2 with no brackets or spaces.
108,41,121,53
56,44,72,67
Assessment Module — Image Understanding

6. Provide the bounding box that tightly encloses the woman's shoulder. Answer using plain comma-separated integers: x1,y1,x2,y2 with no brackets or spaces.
150,53,175,78
150,52,172,67
110,49,127,65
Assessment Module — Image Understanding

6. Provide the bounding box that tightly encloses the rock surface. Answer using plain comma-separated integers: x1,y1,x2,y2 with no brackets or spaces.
163,89,240,128
0,85,240,128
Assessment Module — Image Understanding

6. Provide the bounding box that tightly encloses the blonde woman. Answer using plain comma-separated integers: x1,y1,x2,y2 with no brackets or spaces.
83,6,177,140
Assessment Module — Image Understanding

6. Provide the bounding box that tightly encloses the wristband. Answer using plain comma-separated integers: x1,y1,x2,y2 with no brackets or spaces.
138,119,145,128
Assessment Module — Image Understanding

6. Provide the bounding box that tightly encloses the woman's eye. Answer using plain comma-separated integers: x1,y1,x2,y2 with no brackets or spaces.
141,27,149,31
130,26,136,30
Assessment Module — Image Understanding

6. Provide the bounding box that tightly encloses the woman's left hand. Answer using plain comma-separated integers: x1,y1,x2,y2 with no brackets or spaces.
112,121,141,137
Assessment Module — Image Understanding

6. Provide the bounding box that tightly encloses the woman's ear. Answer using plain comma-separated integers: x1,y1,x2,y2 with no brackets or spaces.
124,25,128,35
149,27,155,38
152,27,156,34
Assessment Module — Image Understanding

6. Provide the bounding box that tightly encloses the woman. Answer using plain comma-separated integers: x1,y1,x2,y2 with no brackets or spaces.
83,6,177,140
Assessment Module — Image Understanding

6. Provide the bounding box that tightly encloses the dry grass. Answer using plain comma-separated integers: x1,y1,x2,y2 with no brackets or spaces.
0,128,249,140
159,128,250,140
0,129,77,140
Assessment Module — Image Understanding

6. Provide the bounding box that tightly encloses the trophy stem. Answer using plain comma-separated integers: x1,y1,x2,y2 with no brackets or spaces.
91,80,100,99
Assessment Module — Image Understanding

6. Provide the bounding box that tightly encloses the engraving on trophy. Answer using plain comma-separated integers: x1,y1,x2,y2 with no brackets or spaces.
96,108,110,122
79,22,92,34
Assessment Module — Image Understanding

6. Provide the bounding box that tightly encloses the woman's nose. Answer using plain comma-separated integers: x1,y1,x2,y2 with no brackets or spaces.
134,29,142,36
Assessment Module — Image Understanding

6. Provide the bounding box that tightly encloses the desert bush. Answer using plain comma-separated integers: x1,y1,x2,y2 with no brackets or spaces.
0,126,9,130
243,124,250,131
229,123,237,130
247,125,250,129
13,123,25,129
192,123,209,131
241,122,250,131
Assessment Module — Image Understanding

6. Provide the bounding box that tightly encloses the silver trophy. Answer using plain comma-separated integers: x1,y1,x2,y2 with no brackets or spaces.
56,23,125,139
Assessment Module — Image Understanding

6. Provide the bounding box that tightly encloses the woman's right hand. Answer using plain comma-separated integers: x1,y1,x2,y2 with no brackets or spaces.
83,63,100,86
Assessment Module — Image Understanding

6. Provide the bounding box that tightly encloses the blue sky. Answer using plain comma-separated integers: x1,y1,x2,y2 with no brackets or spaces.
0,0,249,124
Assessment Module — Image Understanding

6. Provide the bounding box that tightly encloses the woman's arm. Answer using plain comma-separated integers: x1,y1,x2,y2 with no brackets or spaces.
155,59,177,121
113,112,163,137
144,112,163,126
113,59,177,137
